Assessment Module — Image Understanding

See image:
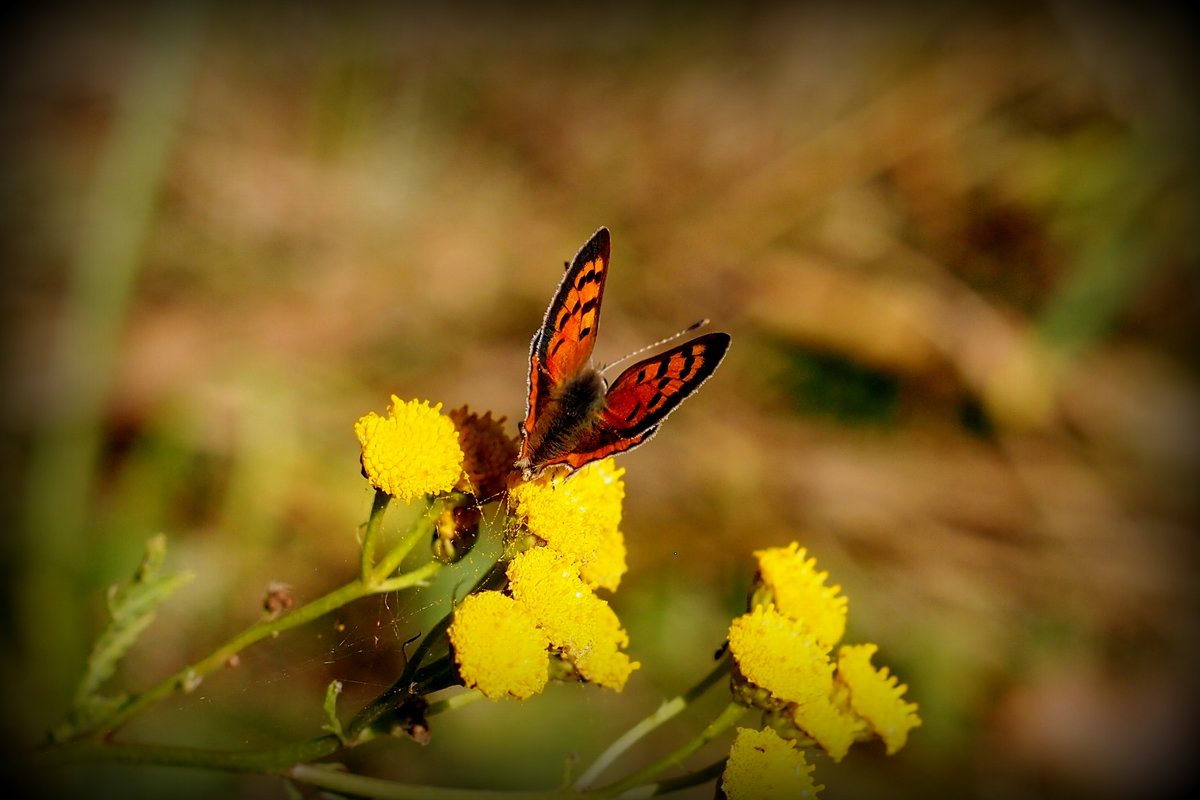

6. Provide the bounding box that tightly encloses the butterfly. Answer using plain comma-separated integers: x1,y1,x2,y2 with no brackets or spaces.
514,227,731,481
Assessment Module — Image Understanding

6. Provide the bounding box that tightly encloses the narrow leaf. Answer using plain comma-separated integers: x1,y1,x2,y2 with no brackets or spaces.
321,679,347,744
56,534,192,740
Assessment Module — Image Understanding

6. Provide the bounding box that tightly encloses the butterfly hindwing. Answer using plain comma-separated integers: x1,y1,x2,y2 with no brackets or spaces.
540,332,731,473
601,331,731,435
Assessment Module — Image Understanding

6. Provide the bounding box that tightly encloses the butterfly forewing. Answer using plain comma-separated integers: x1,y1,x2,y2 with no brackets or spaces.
533,228,610,384
600,332,731,435
519,228,611,462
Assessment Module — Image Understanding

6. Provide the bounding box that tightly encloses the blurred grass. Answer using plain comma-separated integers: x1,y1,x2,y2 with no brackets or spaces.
12,0,207,720
2,2,1197,799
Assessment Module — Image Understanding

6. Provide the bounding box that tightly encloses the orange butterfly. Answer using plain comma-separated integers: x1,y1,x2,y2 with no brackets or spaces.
514,227,731,481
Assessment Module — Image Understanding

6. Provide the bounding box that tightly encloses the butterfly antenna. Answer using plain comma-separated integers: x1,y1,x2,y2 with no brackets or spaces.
600,319,709,375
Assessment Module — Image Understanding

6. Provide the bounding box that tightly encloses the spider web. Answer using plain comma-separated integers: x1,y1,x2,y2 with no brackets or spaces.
179,503,511,744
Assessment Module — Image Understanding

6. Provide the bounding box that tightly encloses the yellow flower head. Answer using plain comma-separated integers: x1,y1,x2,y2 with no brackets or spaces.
355,397,464,501
722,727,824,800
506,547,639,690
753,543,847,649
507,459,627,591
836,644,922,755
448,406,518,500
789,694,861,763
448,591,549,701
728,605,834,709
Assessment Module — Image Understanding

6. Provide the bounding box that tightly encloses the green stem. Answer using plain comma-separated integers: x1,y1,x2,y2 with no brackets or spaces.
426,688,483,716
33,735,342,773
82,500,441,739
344,621,456,739
37,635,479,775
573,656,730,789
349,552,509,736
372,497,439,584
400,610,455,685
91,578,373,738
639,759,727,798
595,702,746,798
286,763,571,800
375,560,443,594
361,490,392,584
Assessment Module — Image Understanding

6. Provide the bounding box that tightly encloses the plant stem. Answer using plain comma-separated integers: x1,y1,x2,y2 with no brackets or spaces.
91,579,373,738
426,688,483,716
638,759,727,797
84,500,439,739
594,702,746,798
361,489,392,584
33,735,342,774
372,497,440,584
350,551,509,735
573,656,730,789
375,560,443,593
286,763,571,800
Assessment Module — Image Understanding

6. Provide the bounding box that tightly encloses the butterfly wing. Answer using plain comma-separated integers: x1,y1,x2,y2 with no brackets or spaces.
519,227,611,450
545,331,732,472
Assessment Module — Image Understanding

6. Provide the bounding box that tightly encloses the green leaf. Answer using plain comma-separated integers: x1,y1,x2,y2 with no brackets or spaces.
54,534,192,740
321,679,348,744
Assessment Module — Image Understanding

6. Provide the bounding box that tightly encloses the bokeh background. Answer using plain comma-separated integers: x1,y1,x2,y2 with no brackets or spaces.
2,1,1196,798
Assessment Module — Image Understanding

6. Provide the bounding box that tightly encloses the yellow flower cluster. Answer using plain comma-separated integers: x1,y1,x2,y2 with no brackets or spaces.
753,543,847,648
448,548,639,700
354,397,464,502
728,606,832,707
728,544,920,762
722,727,824,800
508,548,638,690
447,592,548,701
837,644,922,754
506,459,627,591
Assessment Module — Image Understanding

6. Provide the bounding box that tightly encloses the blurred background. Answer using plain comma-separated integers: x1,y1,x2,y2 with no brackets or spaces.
2,1,1196,798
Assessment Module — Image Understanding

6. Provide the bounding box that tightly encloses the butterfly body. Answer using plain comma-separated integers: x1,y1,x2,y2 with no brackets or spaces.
514,228,730,481
518,366,607,469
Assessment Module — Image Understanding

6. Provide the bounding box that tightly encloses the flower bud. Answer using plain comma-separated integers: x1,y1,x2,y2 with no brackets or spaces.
432,498,481,564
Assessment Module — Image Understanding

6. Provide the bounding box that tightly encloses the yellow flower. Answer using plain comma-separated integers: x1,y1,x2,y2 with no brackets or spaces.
789,694,861,762
448,591,549,700
507,459,627,591
753,543,847,649
448,406,518,500
728,605,834,708
836,644,921,754
722,727,824,800
506,547,639,690
355,397,464,501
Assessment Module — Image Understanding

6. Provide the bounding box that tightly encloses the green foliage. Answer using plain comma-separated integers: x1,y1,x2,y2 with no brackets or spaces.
52,534,193,742
774,346,900,426
321,679,348,745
